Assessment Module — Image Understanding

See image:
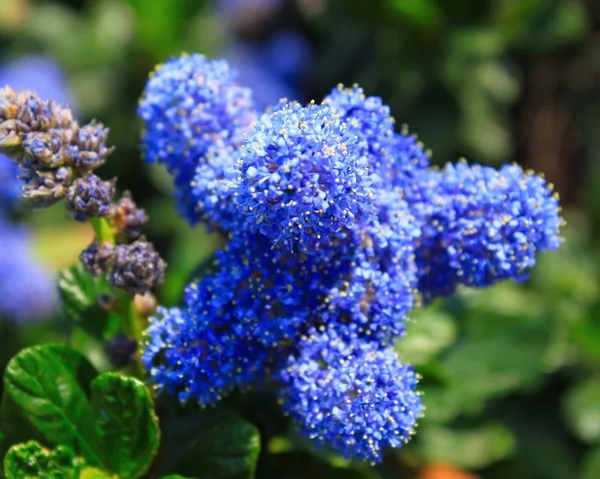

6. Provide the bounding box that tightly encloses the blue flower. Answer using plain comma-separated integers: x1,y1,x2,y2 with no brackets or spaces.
236,101,376,252
319,190,419,345
187,230,345,347
143,299,273,407
404,161,563,301
278,328,422,463
323,85,430,189
138,54,257,225
0,216,57,321
0,154,23,209
0,55,74,109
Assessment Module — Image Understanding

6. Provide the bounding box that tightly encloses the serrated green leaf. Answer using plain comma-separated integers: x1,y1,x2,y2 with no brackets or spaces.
4,440,87,479
157,411,260,479
564,378,600,443
1,345,105,467
90,373,159,478
80,467,114,479
58,264,113,339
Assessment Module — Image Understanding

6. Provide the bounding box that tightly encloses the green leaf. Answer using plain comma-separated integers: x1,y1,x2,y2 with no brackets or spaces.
158,411,260,479
564,378,600,443
4,441,87,479
58,264,114,339
418,423,516,469
90,373,159,478
161,476,197,479
80,467,114,479
1,345,106,467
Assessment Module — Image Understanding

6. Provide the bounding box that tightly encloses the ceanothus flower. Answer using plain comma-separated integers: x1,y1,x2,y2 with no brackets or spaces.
143,300,273,407
236,101,376,252
138,54,257,225
0,216,57,321
323,85,430,189
186,230,346,347
319,190,419,345
404,161,563,302
0,154,22,208
278,328,422,463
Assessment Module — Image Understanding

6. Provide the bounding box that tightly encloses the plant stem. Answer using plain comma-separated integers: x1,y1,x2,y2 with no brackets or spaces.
90,216,115,243
89,216,146,377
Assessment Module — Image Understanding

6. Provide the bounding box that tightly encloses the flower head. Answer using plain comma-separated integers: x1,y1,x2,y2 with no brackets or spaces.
236,101,376,252
278,328,422,463
323,85,429,189
138,53,257,225
404,161,563,301
143,303,273,407
0,216,57,320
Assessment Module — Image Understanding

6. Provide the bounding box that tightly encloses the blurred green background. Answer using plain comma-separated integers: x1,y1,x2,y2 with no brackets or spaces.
1,0,600,478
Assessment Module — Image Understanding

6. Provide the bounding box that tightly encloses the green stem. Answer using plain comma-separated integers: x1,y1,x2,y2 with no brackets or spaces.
90,216,115,243
89,216,147,378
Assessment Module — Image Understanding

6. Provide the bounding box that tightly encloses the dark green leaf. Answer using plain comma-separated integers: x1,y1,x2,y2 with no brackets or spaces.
158,411,260,479
4,440,86,479
58,265,114,339
564,378,600,443
161,476,197,479
1,344,105,468
90,372,159,478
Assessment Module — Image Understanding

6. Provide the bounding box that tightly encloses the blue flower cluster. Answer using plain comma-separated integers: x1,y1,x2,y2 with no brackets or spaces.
140,54,563,463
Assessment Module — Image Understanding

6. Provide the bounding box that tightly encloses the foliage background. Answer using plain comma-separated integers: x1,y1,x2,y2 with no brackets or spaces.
1,0,599,478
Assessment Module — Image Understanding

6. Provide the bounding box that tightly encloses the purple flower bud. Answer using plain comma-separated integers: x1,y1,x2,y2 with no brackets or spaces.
80,241,116,276
106,332,139,368
66,173,115,222
110,192,148,242
108,239,166,296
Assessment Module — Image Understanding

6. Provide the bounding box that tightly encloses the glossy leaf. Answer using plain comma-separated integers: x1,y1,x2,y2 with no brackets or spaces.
90,372,159,478
58,264,113,339
158,411,260,479
4,441,86,479
1,345,106,467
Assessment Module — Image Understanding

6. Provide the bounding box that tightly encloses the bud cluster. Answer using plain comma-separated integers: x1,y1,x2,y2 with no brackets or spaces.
0,86,165,297
0,87,114,208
